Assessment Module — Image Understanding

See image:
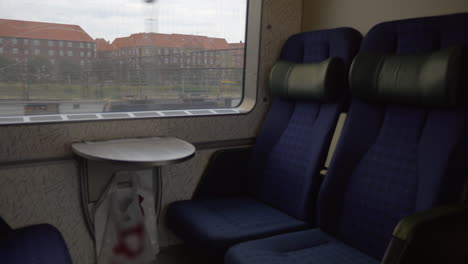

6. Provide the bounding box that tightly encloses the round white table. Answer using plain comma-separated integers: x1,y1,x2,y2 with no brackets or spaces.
72,136,196,240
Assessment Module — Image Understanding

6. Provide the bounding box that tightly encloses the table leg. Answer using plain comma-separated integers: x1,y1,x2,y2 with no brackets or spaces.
152,166,162,254
78,158,95,239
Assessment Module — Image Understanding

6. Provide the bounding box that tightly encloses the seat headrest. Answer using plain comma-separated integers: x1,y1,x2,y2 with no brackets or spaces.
269,57,345,102
350,46,464,106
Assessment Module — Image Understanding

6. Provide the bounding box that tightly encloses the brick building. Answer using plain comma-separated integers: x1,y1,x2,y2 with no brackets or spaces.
95,32,245,86
99,32,244,68
0,19,95,67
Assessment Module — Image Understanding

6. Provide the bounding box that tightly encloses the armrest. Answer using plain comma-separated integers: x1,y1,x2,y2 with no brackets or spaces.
382,205,468,264
193,146,253,199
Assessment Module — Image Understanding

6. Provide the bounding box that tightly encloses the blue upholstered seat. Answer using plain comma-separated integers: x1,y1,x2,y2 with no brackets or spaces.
225,13,468,264
227,229,378,264
167,27,361,253
0,219,72,264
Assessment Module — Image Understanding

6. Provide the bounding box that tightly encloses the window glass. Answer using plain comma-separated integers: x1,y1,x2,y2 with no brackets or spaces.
0,0,247,117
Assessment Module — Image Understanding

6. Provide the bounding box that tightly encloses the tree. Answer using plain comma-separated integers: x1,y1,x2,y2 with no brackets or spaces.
92,58,115,84
57,59,81,84
27,56,53,84
0,56,21,82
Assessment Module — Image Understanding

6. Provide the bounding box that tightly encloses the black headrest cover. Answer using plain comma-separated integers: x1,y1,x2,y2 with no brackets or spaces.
350,47,464,106
270,57,345,102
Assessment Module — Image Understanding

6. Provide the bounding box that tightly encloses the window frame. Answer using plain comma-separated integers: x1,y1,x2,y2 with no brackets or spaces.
0,0,262,125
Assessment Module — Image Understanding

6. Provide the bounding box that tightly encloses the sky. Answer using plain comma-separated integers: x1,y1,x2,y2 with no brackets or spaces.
0,0,247,43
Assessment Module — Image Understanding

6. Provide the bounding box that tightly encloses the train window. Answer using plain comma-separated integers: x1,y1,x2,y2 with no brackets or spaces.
0,0,261,123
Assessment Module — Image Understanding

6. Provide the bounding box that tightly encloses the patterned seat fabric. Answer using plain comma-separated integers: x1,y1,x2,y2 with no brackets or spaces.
0,222,72,264
226,12,468,264
167,27,361,253
227,229,378,264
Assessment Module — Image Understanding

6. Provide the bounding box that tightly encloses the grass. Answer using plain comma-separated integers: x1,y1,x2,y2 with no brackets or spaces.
0,83,242,101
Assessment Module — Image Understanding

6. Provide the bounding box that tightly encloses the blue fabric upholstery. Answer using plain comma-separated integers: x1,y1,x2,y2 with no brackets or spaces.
167,197,308,251
226,229,378,264
225,13,468,264
249,27,361,221
0,224,72,264
167,27,361,253
319,13,468,259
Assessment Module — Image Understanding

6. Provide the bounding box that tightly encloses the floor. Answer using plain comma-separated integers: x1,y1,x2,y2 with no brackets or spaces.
156,245,221,264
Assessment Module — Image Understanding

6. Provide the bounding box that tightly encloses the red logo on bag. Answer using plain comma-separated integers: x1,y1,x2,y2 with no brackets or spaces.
112,224,145,259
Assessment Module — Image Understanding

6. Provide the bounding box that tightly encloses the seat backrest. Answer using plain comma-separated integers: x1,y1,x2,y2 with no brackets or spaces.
318,13,468,260
248,28,361,221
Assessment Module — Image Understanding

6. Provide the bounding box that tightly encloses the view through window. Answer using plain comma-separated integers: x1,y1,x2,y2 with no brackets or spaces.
0,0,247,117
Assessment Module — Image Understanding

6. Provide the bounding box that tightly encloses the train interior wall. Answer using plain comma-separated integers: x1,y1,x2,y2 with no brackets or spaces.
3,0,468,263
0,0,303,262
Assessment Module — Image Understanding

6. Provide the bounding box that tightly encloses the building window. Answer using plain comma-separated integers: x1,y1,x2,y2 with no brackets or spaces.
0,47,3,54
0,0,255,121
24,50,29,55
12,48,18,54
24,39,29,45
11,38,18,45
0,38,3,44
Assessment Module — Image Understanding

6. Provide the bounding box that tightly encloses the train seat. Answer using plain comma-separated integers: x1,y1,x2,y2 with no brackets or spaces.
0,217,72,263
225,13,468,264
166,28,362,254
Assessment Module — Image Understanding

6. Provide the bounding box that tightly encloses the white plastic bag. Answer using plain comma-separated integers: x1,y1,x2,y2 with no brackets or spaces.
94,171,158,264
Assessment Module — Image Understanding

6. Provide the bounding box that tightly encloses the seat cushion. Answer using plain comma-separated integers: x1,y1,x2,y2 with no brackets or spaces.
225,229,379,264
167,196,309,251
0,224,72,264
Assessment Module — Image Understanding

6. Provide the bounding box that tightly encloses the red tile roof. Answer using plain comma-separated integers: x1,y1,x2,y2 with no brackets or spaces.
112,33,229,50
96,38,117,51
0,19,94,42
227,42,245,49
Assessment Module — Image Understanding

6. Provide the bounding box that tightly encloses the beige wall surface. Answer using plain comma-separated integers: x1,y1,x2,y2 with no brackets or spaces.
302,0,468,34
0,0,304,263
